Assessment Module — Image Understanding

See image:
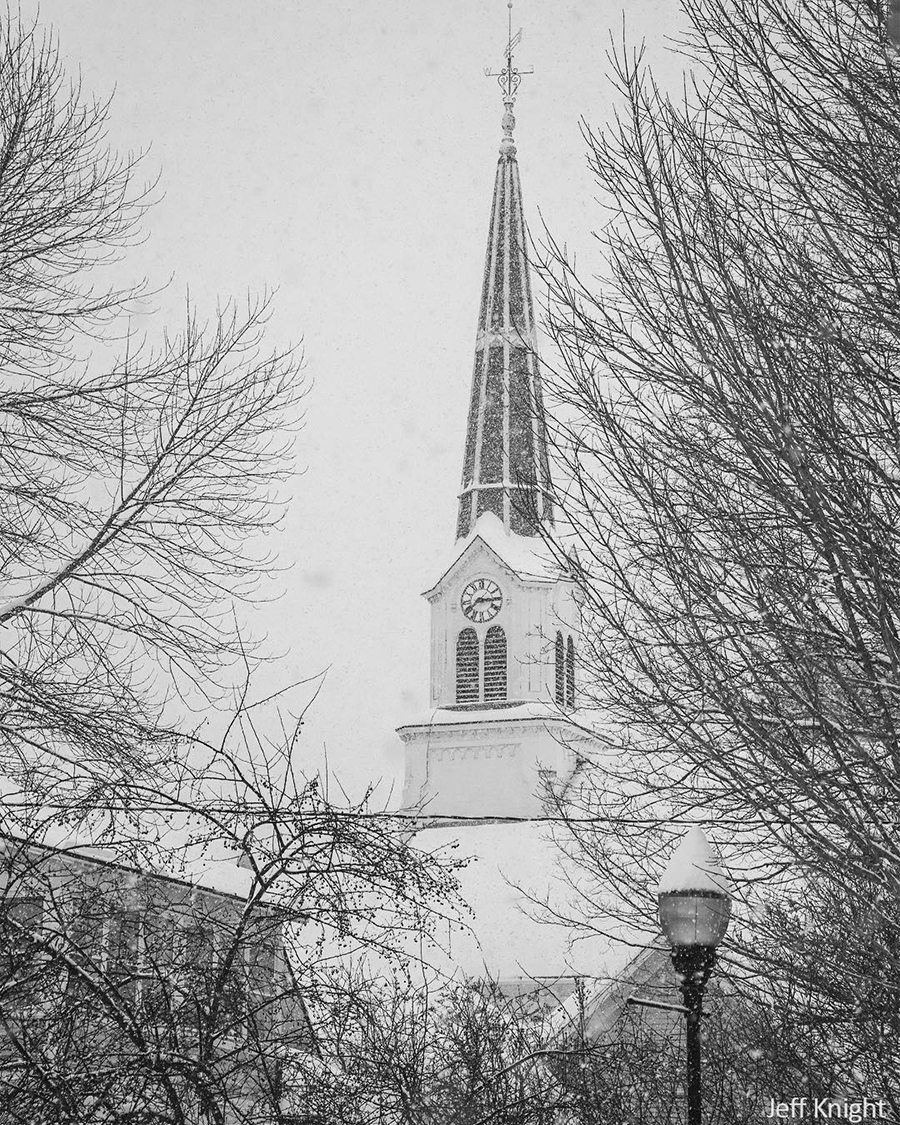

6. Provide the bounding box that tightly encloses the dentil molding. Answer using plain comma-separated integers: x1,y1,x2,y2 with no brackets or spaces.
429,742,519,764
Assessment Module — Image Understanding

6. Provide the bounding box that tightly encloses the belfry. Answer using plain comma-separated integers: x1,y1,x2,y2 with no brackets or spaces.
398,14,591,822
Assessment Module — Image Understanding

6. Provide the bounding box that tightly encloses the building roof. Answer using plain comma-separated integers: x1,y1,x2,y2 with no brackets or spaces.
397,696,573,735
0,770,254,903
549,944,676,1041
411,819,648,991
425,512,561,600
0,826,255,902
455,93,553,541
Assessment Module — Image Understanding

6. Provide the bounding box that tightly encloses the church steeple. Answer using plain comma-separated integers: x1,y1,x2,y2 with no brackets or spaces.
456,15,553,541
398,10,592,822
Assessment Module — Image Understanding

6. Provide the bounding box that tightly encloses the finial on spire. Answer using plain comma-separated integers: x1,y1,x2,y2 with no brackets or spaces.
483,1,533,155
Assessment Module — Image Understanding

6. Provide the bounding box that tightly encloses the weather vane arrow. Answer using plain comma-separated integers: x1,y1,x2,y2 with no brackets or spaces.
483,1,533,104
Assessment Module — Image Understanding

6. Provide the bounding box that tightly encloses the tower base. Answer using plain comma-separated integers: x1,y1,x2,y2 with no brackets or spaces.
398,702,588,820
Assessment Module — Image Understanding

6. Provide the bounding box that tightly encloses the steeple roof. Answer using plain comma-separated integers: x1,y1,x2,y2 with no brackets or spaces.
456,94,554,540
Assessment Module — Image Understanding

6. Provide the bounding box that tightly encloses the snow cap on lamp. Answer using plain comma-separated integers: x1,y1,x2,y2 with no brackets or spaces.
657,825,729,895
657,826,731,948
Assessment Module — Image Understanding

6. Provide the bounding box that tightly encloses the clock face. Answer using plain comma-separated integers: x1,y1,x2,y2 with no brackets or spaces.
461,578,503,623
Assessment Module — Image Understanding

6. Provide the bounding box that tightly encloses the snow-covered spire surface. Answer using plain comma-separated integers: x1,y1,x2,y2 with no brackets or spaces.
657,826,730,895
456,16,552,540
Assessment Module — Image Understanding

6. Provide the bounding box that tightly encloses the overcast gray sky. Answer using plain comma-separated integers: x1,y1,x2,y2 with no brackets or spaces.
28,0,685,801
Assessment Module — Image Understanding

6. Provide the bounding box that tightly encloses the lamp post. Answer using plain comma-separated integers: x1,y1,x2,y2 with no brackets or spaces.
657,826,731,1125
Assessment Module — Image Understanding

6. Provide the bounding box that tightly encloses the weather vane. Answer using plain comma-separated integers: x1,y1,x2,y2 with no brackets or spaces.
484,1,533,106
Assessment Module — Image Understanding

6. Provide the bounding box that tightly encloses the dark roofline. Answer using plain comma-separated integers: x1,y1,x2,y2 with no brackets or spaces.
0,829,253,906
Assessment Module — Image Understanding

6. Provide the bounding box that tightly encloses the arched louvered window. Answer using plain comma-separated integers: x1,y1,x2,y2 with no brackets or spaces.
555,631,565,707
456,629,479,703
566,636,576,709
484,626,507,702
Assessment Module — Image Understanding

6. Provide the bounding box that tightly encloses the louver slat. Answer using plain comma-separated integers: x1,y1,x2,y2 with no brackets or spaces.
484,626,507,701
456,629,480,703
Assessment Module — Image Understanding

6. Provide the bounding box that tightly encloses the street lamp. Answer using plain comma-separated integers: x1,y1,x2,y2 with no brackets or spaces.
657,826,731,1125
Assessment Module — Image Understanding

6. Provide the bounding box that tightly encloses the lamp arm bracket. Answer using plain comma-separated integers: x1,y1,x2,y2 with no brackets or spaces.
625,995,690,1015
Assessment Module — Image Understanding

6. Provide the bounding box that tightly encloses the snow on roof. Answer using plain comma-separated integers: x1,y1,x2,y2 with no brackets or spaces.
0,777,254,901
397,699,567,732
433,512,561,590
657,825,729,895
412,819,644,986
396,701,618,745
164,850,255,899
8,826,255,900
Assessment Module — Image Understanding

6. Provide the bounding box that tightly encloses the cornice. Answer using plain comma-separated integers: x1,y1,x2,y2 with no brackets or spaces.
397,714,593,746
